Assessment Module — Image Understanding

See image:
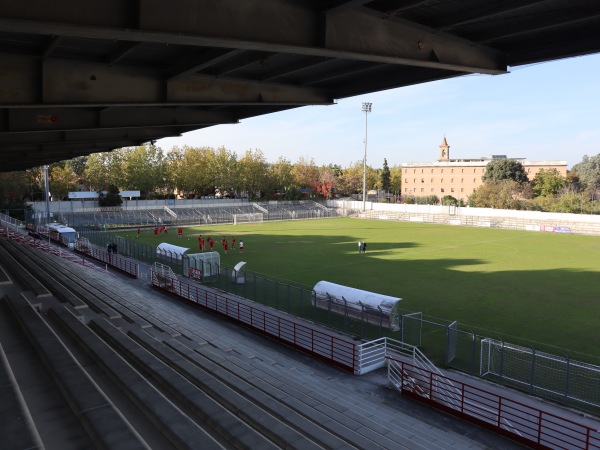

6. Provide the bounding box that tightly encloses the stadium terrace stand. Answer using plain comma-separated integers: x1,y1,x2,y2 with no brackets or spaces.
0,234,527,449
55,200,340,228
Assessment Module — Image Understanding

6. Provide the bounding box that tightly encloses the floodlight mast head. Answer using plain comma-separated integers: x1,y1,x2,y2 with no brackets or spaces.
361,102,372,211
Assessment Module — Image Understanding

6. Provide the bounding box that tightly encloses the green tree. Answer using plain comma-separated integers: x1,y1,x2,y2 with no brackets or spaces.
483,159,529,183
209,146,239,197
531,168,565,197
269,156,295,195
571,154,600,189
238,149,269,198
98,184,122,207
0,171,28,203
50,164,79,200
469,180,524,209
291,156,319,189
167,146,214,197
381,158,391,192
389,165,402,195
441,195,458,206
120,144,167,197
66,156,88,179
549,191,589,213
336,162,363,196
83,151,123,191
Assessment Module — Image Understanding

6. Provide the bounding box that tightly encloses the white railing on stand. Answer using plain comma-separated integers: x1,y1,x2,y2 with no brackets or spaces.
357,337,462,411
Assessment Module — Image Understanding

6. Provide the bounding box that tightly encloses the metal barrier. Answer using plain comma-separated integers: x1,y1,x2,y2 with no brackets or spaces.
150,268,357,372
388,358,600,450
76,240,139,278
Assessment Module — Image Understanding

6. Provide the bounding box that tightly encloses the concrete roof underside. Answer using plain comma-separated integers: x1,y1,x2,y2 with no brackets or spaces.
0,0,599,172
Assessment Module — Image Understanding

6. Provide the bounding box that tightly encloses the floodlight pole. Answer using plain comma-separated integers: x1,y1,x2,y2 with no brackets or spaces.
361,102,372,211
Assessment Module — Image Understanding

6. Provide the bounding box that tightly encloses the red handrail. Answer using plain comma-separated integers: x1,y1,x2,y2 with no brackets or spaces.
389,357,600,450
151,270,357,372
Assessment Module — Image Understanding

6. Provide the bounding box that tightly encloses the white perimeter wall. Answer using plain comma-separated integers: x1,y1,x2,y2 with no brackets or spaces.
325,200,600,226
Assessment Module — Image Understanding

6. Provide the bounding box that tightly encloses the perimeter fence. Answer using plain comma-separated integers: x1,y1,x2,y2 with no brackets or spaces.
213,265,600,417
78,226,600,416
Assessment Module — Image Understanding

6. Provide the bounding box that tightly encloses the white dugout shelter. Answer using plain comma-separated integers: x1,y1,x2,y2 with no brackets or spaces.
313,281,402,331
184,252,220,281
156,242,189,260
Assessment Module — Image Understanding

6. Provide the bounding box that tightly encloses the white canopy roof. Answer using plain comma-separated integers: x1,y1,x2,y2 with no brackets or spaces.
313,281,401,313
156,242,189,259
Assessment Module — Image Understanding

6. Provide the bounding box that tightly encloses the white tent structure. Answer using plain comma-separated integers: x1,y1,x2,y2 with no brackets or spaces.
156,242,189,261
313,281,402,331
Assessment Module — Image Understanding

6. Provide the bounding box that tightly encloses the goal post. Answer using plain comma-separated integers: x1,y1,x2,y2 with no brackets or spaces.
233,213,264,225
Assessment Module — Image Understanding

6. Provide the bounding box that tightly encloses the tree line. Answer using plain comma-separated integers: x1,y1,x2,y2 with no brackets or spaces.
466,156,600,213
0,145,402,205
0,144,598,215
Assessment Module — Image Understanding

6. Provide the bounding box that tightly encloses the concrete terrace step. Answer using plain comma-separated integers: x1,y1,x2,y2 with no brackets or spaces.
0,338,43,450
164,327,486,450
5,295,146,450
130,327,375,450
0,240,51,298
89,316,320,450
165,334,456,450
46,303,225,450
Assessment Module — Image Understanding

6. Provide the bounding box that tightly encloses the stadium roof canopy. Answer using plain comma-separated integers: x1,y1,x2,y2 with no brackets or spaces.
0,0,599,172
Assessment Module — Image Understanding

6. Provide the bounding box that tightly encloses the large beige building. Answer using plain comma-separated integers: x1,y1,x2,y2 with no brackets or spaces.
401,138,567,202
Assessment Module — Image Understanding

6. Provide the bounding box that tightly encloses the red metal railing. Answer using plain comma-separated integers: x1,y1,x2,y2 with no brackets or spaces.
389,357,600,450
150,270,356,372
76,243,138,277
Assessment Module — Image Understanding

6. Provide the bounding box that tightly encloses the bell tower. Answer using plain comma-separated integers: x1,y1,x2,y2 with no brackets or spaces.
439,136,450,161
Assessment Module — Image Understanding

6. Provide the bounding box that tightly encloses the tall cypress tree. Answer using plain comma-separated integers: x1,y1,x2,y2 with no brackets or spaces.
381,158,391,192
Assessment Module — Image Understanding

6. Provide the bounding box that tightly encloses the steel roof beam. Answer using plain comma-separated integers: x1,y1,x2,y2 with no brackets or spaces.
0,53,333,107
0,107,238,133
0,8,507,75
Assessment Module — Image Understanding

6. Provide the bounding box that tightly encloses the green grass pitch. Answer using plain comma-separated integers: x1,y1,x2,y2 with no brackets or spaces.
121,218,600,362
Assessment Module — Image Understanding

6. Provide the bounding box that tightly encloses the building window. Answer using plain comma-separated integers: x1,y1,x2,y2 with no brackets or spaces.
421,178,424,183
473,178,476,182
413,169,416,173
474,169,476,173
431,178,433,183
461,178,463,183
451,169,454,173
431,188,434,192
421,188,424,192
441,188,445,193
431,169,433,173
451,178,454,183
421,169,424,173
441,169,444,173
461,169,464,173
441,179,444,183
461,188,464,192
451,188,454,192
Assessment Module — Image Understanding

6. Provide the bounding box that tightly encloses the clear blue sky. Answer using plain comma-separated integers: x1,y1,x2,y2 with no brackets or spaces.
157,53,600,170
